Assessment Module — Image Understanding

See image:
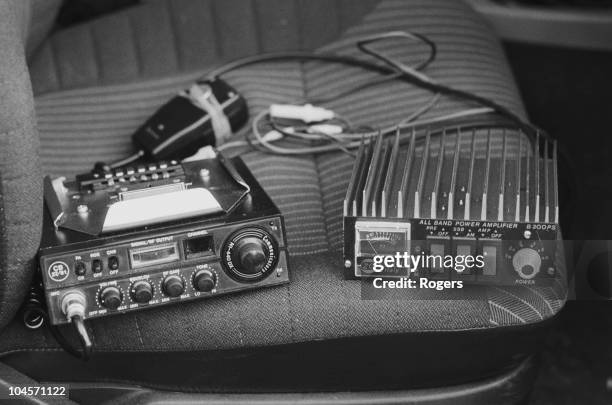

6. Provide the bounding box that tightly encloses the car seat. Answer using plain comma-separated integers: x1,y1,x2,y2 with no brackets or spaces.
0,0,565,402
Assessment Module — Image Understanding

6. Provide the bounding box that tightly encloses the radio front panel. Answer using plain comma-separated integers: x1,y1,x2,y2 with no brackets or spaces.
41,216,288,325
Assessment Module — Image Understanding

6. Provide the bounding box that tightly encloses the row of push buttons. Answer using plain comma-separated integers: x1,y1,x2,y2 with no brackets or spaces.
95,161,179,180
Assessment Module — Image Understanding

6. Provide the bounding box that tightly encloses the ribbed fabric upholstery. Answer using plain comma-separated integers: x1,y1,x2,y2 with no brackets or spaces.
0,0,565,356
28,0,380,93
243,155,330,255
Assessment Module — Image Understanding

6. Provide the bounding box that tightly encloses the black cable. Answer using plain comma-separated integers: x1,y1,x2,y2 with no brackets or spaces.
243,120,268,154
267,116,356,157
206,32,436,81
356,31,437,79
24,307,90,360
205,52,401,81
206,32,550,145
306,73,403,104
20,275,93,360
22,292,92,361
108,149,145,169
206,33,435,106
104,31,554,164
48,316,85,360
22,283,46,330
96,48,413,172
354,34,546,140
72,316,93,360
101,31,550,167
303,33,436,104
92,150,146,173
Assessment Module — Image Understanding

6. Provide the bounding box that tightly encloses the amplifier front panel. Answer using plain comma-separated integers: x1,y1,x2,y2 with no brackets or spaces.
344,216,560,286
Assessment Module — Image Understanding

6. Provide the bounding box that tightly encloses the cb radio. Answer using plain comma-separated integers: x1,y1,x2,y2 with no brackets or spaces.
40,151,289,325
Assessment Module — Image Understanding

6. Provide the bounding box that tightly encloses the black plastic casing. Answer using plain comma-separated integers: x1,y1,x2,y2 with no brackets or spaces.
132,78,249,161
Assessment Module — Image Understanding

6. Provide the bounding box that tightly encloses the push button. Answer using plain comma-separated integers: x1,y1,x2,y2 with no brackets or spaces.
427,238,450,276
452,238,477,277
92,259,103,273
108,256,119,271
480,242,500,276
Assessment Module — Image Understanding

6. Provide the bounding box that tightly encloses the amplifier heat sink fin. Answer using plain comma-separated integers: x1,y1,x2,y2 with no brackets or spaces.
343,122,558,224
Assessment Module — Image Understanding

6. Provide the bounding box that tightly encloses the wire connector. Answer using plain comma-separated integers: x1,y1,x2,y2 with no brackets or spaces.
61,291,87,321
307,124,344,135
269,104,335,123
262,130,286,142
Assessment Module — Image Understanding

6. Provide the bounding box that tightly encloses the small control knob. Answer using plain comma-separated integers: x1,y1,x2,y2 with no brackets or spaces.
130,280,154,303
512,248,542,279
108,256,119,270
92,259,103,274
162,275,185,297
193,269,216,292
99,286,123,310
74,261,87,276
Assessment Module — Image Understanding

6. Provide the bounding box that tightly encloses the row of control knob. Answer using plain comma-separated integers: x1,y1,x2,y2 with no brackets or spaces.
99,269,216,310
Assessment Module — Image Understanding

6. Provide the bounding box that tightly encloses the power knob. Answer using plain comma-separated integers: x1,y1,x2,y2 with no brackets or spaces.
130,280,154,303
99,286,123,310
512,248,542,279
162,275,185,297
193,269,216,292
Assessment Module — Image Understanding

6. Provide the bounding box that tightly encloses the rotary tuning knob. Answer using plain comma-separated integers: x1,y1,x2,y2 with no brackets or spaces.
99,286,123,310
193,269,216,292
162,274,186,297
130,280,154,303
221,228,278,283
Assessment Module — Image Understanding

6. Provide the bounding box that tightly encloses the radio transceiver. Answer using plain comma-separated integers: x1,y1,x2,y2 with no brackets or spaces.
343,116,565,287
39,151,289,325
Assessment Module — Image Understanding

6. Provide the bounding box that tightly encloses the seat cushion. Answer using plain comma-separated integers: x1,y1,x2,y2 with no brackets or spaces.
0,0,44,331
0,0,565,361
24,0,63,58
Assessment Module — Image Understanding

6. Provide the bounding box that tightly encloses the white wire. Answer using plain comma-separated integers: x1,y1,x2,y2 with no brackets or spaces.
249,106,495,155
218,140,250,151
221,30,448,155
223,31,489,156
252,93,438,148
